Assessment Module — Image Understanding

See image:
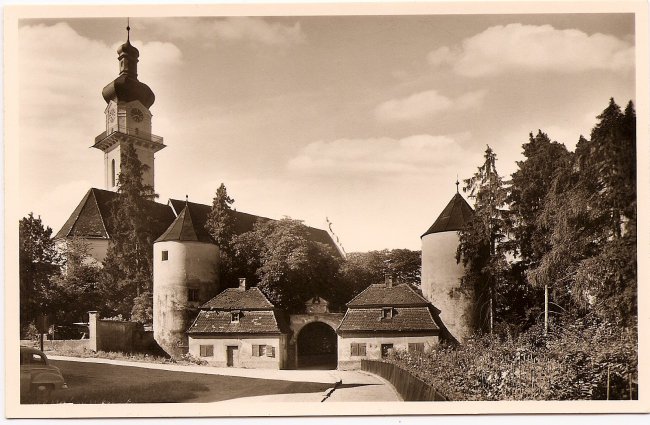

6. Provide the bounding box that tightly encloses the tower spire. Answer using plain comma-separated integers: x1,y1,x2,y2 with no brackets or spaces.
455,175,460,193
126,18,130,41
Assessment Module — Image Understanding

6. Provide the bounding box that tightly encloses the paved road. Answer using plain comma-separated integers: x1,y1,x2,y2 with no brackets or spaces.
49,355,401,403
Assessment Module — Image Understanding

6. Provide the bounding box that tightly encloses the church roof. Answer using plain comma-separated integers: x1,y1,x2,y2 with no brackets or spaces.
421,192,473,238
54,188,174,240
155,203,212,243
56,189,340,254
200,287,275,310
346,283,430,308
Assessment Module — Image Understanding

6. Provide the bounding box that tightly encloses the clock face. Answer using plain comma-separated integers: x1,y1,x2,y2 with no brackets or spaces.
130,108,144,123
108,109,116,123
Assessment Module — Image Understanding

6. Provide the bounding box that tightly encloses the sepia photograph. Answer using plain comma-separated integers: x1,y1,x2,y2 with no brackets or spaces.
4,0,649,419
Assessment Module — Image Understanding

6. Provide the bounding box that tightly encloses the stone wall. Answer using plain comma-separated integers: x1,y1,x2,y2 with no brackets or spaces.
88,312,155,353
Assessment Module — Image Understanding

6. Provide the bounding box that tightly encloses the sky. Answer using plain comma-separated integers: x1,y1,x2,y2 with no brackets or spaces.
16,13,636,252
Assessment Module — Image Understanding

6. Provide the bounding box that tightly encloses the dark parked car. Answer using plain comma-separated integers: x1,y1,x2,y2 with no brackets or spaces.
20,346,67,402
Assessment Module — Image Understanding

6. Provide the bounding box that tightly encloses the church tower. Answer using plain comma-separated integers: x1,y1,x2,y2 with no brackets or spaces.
93,24,165,191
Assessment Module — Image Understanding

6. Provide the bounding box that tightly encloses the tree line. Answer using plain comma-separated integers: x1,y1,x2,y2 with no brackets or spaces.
457,98,636,335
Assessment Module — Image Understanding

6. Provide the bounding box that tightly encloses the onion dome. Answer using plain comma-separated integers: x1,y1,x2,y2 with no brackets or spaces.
101,24,155,108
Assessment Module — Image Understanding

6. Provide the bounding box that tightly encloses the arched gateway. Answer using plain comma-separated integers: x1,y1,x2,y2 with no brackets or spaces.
288,297,344,369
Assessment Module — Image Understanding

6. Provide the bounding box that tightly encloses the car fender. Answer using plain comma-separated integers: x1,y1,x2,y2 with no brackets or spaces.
31,372,65,388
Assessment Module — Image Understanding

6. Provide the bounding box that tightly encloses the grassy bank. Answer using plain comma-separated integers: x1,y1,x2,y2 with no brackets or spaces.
22,360,334,404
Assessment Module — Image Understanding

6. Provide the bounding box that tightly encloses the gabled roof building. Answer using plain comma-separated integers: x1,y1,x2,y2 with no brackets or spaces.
337,278,443,370
186,279,290,369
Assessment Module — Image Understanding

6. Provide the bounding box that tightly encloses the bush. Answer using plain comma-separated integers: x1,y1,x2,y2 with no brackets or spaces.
388,316,637,400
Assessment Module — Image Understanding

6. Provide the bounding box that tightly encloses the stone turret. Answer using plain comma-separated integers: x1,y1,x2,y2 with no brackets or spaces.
421,187,474,343
153,201,220,356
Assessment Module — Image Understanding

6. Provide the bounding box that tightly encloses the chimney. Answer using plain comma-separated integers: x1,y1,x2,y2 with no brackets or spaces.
238,278,248,291
385,275,393,288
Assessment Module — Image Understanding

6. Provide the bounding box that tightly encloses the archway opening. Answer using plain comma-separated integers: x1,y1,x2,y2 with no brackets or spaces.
296,321,337,370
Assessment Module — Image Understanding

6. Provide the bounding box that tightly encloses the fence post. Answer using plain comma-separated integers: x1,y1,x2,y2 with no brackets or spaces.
606,365,611,400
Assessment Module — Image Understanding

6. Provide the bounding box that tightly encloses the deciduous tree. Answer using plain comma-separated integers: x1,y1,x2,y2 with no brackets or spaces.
19,213,60,330
233,218,344,312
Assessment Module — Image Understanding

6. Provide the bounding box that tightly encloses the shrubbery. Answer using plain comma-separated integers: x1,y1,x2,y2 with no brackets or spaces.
388,316,637,400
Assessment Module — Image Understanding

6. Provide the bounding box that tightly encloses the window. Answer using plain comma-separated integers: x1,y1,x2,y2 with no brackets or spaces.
266,345,275,358
350,343,367,357
231,311,240,323
188,288,199,302
111,159,116,187
408,343,425,353
381,344,394,358
252,344,268,357
382,307,393,319
199,345,214,357
161,250,168,261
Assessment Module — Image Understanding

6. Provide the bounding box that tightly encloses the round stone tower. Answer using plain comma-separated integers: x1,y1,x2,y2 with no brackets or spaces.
153,202,220,357
421,187,474,343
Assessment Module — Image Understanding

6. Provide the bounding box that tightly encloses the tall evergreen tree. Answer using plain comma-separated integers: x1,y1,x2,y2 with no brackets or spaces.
457,146,509,333
204,183,239,287
508,131,572,268
100,142,158,321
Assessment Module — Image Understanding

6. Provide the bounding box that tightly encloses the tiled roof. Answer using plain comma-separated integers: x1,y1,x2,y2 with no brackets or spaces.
422,192,474,237
168,198,340,254
55,189,338,253
187,310,283,334
337,307,439,333
54,188,175,240
200,287,274,310
155,203,212,243
347,283,430,307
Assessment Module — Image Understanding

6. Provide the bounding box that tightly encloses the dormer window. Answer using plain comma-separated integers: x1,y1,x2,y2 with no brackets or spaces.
230,310,241,323
382,307,393,319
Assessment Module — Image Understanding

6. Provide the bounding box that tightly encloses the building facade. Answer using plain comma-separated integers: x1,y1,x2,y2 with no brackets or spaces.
336,279,442,370
187,279,290,369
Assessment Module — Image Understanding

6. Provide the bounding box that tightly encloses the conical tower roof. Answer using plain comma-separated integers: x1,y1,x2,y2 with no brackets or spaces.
421,192,473,238
155,202,212,243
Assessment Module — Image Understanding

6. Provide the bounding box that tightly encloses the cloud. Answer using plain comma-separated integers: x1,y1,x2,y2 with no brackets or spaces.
428,23,634,77
144,17,305,46
288,134,476,177
374,89,486,122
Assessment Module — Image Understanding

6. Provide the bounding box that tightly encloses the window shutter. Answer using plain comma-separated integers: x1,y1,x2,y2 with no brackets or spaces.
200,345,213,357
252,344,259,357
351,343,358,356
359,343,366,356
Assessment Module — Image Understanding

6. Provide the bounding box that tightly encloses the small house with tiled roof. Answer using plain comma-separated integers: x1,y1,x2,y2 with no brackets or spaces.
187,279,290,369
336,277,442,370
